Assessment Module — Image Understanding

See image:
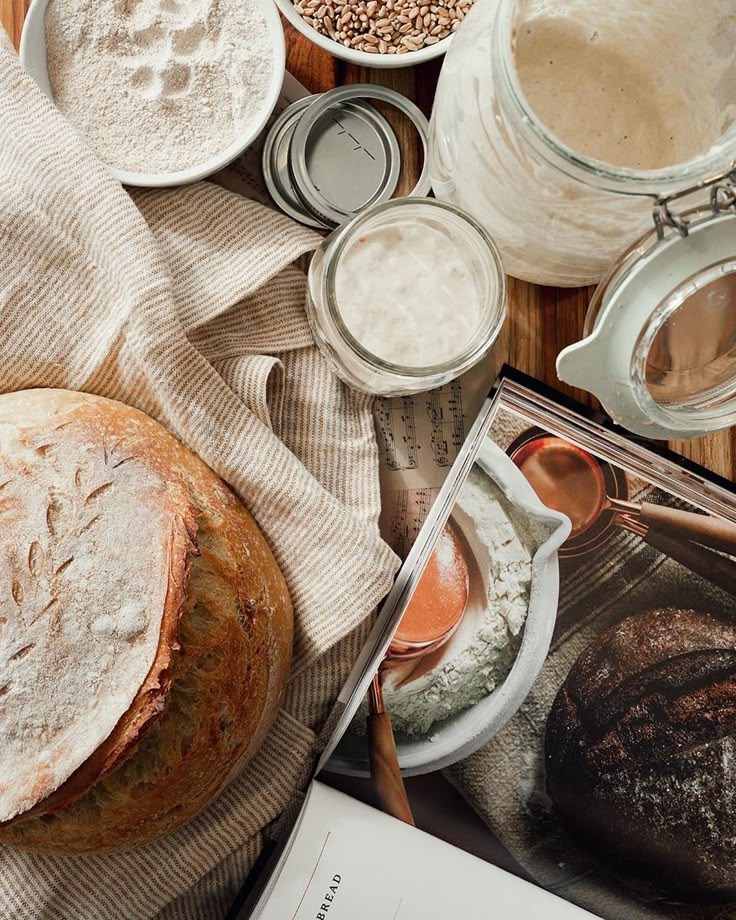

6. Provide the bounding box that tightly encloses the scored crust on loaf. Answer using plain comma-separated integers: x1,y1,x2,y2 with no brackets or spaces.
0,389,197,824
0,389,294,853
0,478,294,852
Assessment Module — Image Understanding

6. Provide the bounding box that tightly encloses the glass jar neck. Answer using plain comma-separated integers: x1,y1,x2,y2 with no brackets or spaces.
493,0,736,198
321,208,444,378
629,257,736,429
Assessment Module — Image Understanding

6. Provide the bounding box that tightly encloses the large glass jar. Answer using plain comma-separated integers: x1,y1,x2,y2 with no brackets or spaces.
429,0,736,286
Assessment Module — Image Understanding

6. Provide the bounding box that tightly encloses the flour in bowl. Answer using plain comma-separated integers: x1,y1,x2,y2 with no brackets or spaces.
45,0,276,175
360,468,538,737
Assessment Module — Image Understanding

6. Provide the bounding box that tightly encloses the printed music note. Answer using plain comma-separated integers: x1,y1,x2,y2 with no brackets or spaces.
380,487,441,559
375,396,419,471
427,380,465,468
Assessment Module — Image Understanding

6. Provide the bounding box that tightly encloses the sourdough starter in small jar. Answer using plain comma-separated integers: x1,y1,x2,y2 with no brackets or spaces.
306,198,506,396
430,0,736,285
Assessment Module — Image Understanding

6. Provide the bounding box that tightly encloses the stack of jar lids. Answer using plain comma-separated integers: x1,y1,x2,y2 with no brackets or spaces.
262,84,431,230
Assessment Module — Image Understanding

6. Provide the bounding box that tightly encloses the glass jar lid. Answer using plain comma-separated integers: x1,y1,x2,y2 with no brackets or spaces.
557,169,736,439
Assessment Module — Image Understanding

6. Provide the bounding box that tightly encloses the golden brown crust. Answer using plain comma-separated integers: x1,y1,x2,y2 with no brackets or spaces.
0,389,293,851
19,398,205,820
18,510,198,821
0,390,200,822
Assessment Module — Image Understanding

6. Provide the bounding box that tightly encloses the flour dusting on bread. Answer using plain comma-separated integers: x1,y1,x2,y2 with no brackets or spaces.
0,389,195,823
0,389,293,853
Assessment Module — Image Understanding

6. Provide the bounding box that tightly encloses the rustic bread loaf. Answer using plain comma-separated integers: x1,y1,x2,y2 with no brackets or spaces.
545,607,736,901
0,389,292,852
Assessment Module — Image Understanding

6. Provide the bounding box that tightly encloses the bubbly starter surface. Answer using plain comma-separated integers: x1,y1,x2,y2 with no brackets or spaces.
514,0,736,170
334,221,481,368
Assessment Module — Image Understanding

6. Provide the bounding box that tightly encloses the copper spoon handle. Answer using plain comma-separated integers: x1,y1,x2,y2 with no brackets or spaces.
367,674,415,826
609,497,736,556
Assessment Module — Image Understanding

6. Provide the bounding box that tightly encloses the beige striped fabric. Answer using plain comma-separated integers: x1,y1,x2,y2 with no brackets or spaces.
0,29,399,919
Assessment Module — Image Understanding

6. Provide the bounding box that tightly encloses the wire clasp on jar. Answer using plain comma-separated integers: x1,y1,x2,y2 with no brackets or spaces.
653,165,736,239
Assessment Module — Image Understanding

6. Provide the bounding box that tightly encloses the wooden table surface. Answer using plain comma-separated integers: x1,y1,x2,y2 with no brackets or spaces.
2,0,734,481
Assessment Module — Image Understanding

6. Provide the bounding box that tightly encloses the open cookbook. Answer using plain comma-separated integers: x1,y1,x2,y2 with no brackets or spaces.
231,371,736,920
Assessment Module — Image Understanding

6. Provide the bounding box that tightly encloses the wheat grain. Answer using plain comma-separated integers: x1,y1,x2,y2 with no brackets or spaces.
294,0,474,54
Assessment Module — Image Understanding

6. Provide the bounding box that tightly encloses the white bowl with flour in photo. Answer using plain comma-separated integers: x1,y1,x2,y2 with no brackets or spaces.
20,0,285,187
330,440,571,776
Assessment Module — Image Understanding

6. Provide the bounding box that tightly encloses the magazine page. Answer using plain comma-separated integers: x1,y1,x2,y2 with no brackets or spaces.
329,372,736,920
254,781,596,920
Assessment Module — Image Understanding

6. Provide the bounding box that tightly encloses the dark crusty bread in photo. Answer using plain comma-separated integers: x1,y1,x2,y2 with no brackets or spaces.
0,389,293,852
545,606,736,901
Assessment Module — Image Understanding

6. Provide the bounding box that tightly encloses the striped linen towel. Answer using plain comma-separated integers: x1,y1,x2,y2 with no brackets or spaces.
0,28,399,920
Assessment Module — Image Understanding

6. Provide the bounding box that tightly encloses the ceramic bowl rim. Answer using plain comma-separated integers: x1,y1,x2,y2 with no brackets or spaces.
326,440,572,777
19,0,286,188
273,0,453,68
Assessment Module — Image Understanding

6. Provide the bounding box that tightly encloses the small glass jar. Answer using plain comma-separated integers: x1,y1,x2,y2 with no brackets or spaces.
306,198,506,396
429,0,736,286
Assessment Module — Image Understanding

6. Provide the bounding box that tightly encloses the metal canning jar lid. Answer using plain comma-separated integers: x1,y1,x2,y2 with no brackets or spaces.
261,95,326,230
262,84,431,230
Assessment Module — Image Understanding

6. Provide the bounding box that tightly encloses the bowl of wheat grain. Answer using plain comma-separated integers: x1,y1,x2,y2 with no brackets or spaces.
275,0,474,67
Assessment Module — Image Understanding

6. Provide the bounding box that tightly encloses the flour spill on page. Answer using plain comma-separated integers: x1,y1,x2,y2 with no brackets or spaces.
215,73,309,204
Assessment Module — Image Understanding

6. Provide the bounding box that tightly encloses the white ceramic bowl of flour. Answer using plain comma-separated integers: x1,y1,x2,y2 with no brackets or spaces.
329,440,571,777
20,0,285,187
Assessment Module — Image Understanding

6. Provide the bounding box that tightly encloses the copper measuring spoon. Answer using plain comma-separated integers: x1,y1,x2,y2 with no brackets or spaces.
513,435,736,593
367,521,470,825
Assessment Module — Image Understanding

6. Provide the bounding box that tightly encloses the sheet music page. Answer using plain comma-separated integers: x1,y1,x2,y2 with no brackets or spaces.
377,359,495,557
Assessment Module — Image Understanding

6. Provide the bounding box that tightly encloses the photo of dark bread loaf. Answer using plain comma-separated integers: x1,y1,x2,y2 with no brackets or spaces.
545,607,736,902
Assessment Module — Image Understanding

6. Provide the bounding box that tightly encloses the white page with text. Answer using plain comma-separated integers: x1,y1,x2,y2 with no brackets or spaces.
254,781,598,920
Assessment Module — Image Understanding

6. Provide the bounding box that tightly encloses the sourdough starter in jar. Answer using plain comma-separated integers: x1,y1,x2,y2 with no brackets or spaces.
305,198,506,396
335,222,481,368
430,0,736,285
514,1,734,171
